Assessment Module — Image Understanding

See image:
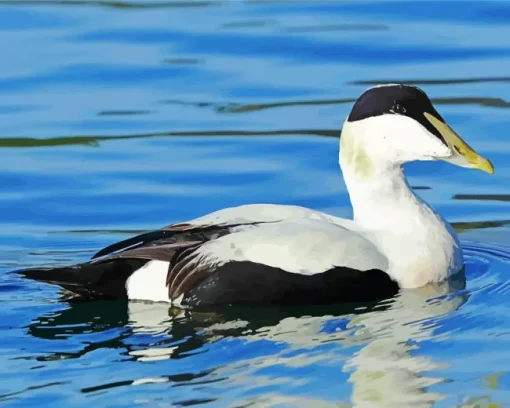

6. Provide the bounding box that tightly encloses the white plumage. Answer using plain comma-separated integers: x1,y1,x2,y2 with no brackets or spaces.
193,218,388,276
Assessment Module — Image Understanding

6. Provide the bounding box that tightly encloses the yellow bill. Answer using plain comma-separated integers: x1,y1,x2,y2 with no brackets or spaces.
424,112,494,174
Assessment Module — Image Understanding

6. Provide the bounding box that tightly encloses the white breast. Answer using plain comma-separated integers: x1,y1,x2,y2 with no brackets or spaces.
368,207,463,288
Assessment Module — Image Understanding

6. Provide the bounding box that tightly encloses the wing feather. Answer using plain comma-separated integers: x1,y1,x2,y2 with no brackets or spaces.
92,222,263,260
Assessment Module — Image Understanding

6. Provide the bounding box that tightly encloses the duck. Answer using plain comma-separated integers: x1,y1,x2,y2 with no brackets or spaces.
17,84,494,307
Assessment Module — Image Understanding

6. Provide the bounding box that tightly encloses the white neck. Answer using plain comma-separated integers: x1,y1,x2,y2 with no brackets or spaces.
344,161,421,229
339,121,463,287
339,121,431,229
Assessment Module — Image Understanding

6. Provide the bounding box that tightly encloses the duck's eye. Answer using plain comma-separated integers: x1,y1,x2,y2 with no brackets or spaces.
389,102,407,115
396,103,407,114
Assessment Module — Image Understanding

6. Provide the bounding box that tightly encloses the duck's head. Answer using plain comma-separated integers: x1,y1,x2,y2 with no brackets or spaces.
340,84,494,176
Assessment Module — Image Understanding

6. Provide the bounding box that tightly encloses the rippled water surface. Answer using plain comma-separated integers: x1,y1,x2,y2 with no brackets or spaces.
2,1,510,406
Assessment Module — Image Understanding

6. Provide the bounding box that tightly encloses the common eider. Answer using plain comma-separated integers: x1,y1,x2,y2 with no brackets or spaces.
17,84,494,307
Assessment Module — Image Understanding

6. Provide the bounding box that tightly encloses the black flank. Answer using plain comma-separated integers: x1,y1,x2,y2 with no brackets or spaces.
182,261,399,307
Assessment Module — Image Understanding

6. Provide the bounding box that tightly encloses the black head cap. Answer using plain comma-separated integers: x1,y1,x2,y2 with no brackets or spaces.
347,84,447,144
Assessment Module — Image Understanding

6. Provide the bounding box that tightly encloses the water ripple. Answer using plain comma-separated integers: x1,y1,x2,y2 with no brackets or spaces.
74,28,510,65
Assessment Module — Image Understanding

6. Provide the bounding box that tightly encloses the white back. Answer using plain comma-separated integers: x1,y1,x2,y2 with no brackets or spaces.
194,218,388,275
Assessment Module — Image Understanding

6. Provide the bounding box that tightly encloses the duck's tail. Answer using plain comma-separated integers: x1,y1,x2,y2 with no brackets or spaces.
14,259,149,300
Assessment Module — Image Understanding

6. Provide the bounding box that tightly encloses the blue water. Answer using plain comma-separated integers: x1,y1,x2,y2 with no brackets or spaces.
1,0,510,406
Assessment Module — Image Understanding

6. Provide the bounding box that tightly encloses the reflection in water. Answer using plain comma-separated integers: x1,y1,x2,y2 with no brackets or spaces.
454,194,510,202
25,274,467,406
286,23,388,33
452,220,510,233
219,19,277,30
0,380,71,402
346,281,466,408
435,97,510,108
97,110,152,116
215,98,355,114
162,57,203,65
0,129,338,148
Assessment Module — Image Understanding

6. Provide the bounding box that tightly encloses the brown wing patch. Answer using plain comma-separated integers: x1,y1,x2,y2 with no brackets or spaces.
166,245,199,285
166,245,220,301
171,264,215,300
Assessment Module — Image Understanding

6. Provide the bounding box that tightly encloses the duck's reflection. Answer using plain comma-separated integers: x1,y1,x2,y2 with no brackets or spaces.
346,281,466,408
25,273,467,406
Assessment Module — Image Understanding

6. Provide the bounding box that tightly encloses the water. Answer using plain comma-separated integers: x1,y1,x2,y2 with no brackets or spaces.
1,0,510,406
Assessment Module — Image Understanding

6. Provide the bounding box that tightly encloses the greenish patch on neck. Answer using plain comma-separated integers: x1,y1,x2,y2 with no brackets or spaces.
341,132,374,178
353,144,374,178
